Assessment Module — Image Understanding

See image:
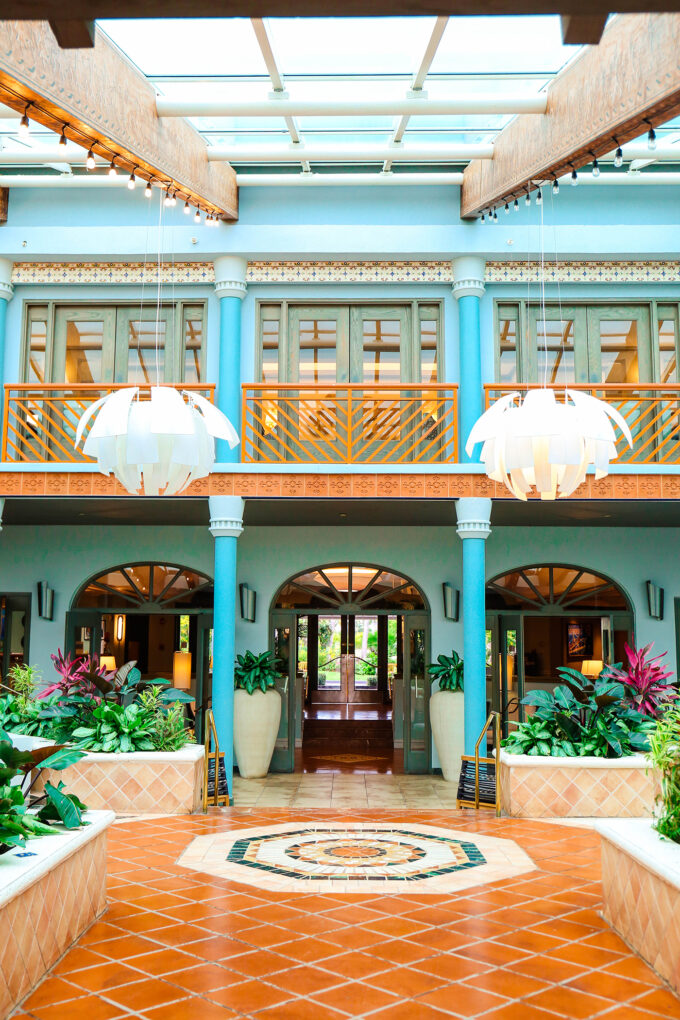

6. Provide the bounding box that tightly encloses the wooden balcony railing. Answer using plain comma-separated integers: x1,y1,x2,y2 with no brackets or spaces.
242,384,458,464
2,384,215,463
485,384,680,465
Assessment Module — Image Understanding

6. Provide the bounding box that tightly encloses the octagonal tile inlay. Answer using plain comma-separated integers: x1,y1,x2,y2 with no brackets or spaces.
177,822,536,894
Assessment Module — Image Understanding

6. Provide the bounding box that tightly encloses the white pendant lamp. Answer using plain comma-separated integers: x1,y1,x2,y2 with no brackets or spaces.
75,387,239,496
466,388,632,501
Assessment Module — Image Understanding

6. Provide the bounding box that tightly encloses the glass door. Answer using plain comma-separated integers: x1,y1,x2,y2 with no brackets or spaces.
353,306,413,460
527,306,588,384
65,610,103,663
114,306,175,385
403,613,430,773
195,615,214,742
270,611,296,772
0,595,31,683
350,616,380,703
53,307,117,385
500,615,523,735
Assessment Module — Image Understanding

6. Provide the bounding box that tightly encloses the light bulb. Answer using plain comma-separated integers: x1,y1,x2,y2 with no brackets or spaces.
194,209,201,223
170,191,177,207
86,148,96,170
614,146,623,168
504,202,509,214
164,189,172,206
536,188,543,205
493,208,498,222
513,198,519,211
58,126,67,147
480,212,486,223
592,158,600,178
18,107,30,137
647,125,657,151
127,172,136,190
552,178,559,195
183,201,190,215
525,191,531,207
108,160,117,177
570,168,578,186
144,181,152,198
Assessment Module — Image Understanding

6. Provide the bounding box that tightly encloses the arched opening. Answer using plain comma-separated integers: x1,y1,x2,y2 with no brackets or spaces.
271,563,430,775
67,562,214,723
485,563,634,735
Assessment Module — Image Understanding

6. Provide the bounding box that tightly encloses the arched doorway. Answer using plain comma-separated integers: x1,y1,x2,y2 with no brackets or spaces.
67,562,214,731
486,563,634,735
271,563,430,774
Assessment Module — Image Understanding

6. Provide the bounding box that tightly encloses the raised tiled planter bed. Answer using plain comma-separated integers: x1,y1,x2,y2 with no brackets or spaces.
38,745,205,815
599,819,680,993
499,749,654,817
0,810,114,1017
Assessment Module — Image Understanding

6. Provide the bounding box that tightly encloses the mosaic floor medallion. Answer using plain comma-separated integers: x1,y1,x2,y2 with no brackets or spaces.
178,822,536,894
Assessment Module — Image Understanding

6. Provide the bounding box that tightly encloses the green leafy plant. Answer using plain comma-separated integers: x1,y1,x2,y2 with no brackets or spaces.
71,702,156,753
0,732,88,853
502,667,655,758
234,651,281,695
648,706,680,844
138,686,193,752
6,663,41,711
604,643,678,718
428,651,464,692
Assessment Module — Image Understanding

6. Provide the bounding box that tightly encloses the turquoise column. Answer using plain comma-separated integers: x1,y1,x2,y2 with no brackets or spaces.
456,497,492,755
214,256,247,463
209,495,244,802
0,259,14,438
453,256,486,463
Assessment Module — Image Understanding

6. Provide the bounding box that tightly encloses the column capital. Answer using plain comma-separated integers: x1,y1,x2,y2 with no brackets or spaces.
0,258,13,301
209,495,244,538
214,255,247,300
456,496,492,540
452,255,486,300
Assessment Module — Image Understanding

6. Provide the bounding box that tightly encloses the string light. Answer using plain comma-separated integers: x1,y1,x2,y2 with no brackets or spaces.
183,201,191,215
552,178,559,195
645,120,657,151
513,198,519,211
480,212,486,223
613,139,624,168
108,159,117,177
570,166,578,186
504,201,510,214
144,181,152,198
58,124,68,147
164,189,172,207
194,208,201,224
591,154,601,178
86,148,96,170
170,191,177,207
127,170,136,190
18,104,30,137
525,189,531,207
536,188,543,206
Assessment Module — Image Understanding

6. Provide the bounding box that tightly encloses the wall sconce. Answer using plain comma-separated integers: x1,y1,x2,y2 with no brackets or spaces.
240,583,256,622
36,581,54,621
116,615,124,641
442,582,460,622
646,580,664,620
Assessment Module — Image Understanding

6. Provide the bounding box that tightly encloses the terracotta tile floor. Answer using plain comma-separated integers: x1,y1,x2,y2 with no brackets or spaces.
12,810,680,1019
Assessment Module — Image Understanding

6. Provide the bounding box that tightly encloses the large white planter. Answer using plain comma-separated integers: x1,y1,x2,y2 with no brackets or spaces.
234,688,282,779
430,690,465,783
598,819,680,994
499,749,655,817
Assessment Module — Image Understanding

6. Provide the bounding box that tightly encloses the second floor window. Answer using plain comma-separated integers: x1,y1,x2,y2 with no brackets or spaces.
496,301,680,386
257,301,442,385
24,303,206,386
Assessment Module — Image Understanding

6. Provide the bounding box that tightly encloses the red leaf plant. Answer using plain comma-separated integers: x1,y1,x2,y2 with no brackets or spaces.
38,649,115,701
605,643,679,718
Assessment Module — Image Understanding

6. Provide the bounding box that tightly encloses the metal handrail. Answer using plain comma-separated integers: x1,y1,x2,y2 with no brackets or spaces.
202,708,230,810
473,710,502,817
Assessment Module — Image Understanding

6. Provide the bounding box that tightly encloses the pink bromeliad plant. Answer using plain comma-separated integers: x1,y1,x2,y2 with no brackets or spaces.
37,650,115,701
605,643,679,718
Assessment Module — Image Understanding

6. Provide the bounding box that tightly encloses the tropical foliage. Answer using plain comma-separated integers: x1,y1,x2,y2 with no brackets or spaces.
648,706,680,844
603,643,678,718
428,651,464,692
503,667,655,758
0,732,89,854
234,651,281,694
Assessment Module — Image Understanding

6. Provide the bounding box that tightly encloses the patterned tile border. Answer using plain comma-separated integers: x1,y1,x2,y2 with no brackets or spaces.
9,260,680,286
1,469,679,500
176,821,536,894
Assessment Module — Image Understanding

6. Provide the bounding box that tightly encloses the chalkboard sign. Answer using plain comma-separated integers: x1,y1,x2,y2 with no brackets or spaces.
456,759,496,807
207,756,228,798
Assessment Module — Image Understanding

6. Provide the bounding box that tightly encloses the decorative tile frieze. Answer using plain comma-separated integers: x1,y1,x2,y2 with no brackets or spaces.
10,260,680,286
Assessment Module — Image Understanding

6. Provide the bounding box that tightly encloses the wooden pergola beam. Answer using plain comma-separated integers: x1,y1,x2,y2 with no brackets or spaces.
0,21,238,220
560,14,608,43
461,13,680,219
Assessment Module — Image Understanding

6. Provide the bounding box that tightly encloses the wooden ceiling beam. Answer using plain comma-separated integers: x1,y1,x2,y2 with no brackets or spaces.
0,21,238,220
48,20,95,48
560,14,608,43
460,13,680,219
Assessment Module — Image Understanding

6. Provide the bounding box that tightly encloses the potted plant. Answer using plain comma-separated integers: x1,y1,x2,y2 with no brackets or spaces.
500,665,658,817
428,651,464,783
234,650,282,779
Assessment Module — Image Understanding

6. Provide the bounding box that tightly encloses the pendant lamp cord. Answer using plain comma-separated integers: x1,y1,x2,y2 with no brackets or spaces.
154,188,164,388
550,187,568,398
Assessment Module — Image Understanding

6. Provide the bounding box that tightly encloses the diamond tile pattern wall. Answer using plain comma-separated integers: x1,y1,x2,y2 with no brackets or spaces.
500,760,655,817
1,831,107,1017
601,837,680,994
39,757,203,815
